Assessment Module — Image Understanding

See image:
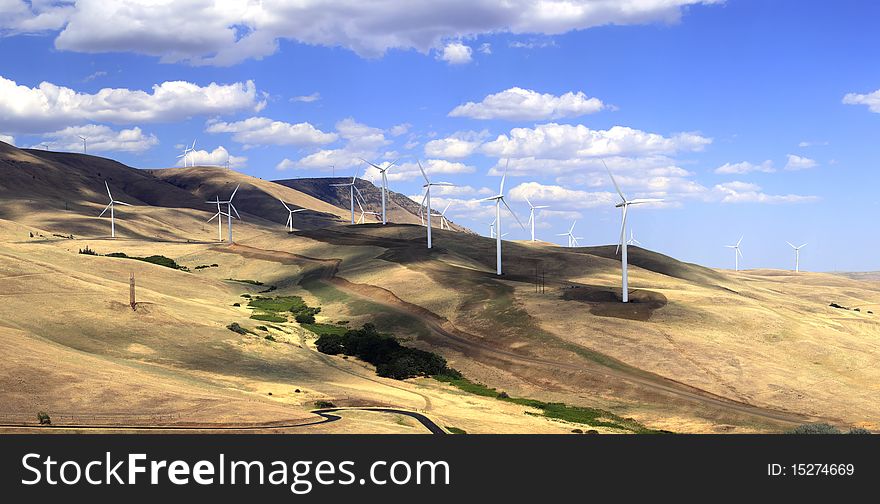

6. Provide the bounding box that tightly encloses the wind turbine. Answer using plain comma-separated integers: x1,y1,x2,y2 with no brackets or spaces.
330,170,364,224
438,202,453,230
482,159,524,275
206,196,229,241
524,196,549,242
98,181,132,238
418,161,453,249
40,142,50,151
605,161,663,303
627,230,642,246
557,221,579,247
78,135,88,154
787,241,807,272
212,184,241,243
178,139,196,167
725,236,744,271
360,158,398,225
280,200,307,232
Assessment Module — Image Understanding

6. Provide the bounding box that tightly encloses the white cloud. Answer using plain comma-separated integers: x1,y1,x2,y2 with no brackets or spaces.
0,75,265,133
389,123,411,136
509,38,558,49
843,88,880,113
478,43,492,54
0,134,14,145
206,117,337,147
784,154,818,171
424,130,487,158
36,0,718,66
291,92,321,103
82,70,107,82
42,124,158,153
288,118,393,171
712,181,818,204
449,87,606,120
714,160,775,175
382,159,475,182
509,182,616,208
438,41,472,64
178,146,246,169
798,140,828,148
482,123,711,159
0,0,73,34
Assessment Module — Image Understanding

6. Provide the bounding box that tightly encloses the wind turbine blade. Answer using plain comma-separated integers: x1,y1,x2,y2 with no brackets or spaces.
360,158,382,170
417,160,429,184
737,235,743,247
207,212,220,223
534,205,549,209
616,205,628,254
603,160,626,202
569,220,576,233
499,158,509,194
628,198,664,205
525,195,533,209
441,202,451,215
280,199,291,211
787,241,796,249
501,198,525,230
229,184,240,201
114,201,133,206
800,243,807,249
352,184,367,205
104,181,112,199
230,203,241,219
99,203,112,217
737,248,744,259
292,208,307,213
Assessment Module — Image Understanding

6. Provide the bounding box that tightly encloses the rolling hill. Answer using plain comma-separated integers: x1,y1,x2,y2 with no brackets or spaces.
1,141,879,434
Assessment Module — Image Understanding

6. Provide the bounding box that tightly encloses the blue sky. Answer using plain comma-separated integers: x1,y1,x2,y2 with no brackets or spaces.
1,0,879,271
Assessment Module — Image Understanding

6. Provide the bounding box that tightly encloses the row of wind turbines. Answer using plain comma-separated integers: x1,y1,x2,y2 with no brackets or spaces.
94,155,810,304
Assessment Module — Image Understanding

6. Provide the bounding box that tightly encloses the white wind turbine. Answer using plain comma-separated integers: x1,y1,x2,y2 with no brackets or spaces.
557,221,580,247
280,200,307,232
482,160,525,275
489,218,496,238
330,170,364,224
439,202,453,230
178,139,196,167
211,184,241,243
525,196,549,242
361,158,398,224
606,161,663,303
787,241,807,272
627,230,642,246
418,161,454,249
78,135,88,154
725,236,744,271
206,196,229,241
98,181,132,238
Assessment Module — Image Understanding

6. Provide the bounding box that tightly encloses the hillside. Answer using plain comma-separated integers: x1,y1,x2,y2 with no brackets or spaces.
275,177,472,232
2,142,880,434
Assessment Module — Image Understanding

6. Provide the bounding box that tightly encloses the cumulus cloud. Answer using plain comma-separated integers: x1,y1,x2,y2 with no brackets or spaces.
449,87,606,120
714,160,775,175
712,181,818,204
288,118,393,171
22,0,720,66
508,182,616,208
42,124,158,153
0,75,265,133
0,133,15,145
389,123,411,136
291,92,321,103
482,123,711,159
784,154,818,171
843,88,880,113
380,159,475,182
0,0,73,34
478,43,492,54
178,146,247,169
424,130,488,158
206,117,337,147
438,41,472,64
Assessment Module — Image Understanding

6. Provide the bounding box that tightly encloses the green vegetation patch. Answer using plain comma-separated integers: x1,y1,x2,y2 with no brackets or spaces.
227,278,264,285
104,252,188,271
194,264,219,270
446,426,467,434
250,312,287,323
316,323,455,380
226,322,252,335
303,322,348,336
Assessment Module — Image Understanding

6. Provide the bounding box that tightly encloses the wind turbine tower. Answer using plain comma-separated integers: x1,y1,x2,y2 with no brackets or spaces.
605,161,663,303
787,241,807,272
482,159,524,275
99,181,132,238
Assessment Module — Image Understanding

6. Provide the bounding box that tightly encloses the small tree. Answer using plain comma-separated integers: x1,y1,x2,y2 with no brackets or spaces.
37,412,51,425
